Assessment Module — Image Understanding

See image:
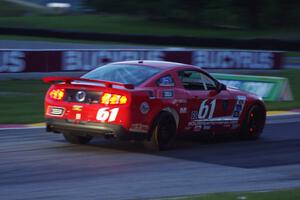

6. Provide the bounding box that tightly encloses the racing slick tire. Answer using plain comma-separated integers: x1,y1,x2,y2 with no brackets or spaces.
63,132,93,144
144,112,176,151
240,104,265,140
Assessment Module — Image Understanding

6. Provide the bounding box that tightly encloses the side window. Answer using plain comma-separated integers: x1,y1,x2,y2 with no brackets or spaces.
178,70,205,90
201,74,217,90
157,75,175,87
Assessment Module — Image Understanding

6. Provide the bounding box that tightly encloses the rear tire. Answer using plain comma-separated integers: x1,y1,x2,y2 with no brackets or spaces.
240,105,265,140
63,132,93,144
144,112,176,151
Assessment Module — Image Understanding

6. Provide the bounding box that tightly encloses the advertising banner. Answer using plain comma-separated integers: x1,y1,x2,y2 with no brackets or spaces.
212,73,293,101
193,50,283,69
0,49,284,73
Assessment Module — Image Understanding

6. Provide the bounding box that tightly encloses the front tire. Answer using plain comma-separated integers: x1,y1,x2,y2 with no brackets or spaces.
240,105,266,140
144,112,176,151
63,132,93,144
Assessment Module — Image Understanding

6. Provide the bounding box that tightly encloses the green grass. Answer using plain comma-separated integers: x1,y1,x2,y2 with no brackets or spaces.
0,34,135,45
286,51,300,57
0,0,300,41
0,80,48,124
0,1,29,16
0,69,299,124
168,188,300,200
0,15,300,39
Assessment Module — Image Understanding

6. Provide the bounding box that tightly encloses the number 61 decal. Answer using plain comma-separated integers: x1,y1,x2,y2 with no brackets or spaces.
97,107,119,122
198,99,216,119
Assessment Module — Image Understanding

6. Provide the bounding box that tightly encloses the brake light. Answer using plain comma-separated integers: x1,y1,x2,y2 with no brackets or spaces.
49,88,65,100
101,93,127,105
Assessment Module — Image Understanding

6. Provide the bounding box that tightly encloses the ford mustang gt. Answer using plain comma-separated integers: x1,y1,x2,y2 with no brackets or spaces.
44,60,266,150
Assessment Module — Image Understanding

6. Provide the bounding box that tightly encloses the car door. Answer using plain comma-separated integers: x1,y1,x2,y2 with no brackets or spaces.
177,70,236,133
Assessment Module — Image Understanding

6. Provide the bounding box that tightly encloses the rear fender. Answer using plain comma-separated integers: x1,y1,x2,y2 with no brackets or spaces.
146,106,179,140
162,107,180,128
148,106,179,137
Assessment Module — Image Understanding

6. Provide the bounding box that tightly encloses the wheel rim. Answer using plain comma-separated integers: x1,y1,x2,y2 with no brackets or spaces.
248,108,262,135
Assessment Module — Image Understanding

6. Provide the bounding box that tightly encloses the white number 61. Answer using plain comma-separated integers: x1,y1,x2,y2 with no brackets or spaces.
96,107,119,122
198,99,216,119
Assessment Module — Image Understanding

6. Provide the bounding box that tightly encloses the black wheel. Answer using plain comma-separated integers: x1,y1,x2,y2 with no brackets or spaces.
240,105,265,140
144,112,177,151
63,132,93,144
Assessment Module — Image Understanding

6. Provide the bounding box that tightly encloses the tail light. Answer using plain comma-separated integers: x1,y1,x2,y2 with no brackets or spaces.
101,93,127,105
49,88,65,100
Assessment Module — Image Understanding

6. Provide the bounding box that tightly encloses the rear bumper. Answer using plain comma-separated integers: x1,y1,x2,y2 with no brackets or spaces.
46,118,126,137
46,118,147,140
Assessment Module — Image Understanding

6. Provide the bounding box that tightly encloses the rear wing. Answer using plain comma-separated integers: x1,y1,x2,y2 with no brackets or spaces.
43,77,135,89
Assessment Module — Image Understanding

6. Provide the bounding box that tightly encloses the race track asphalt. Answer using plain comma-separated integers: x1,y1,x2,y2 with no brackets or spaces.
0,117,300,200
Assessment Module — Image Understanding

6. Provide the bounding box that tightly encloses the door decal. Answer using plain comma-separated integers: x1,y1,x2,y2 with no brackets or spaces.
198,99,216,119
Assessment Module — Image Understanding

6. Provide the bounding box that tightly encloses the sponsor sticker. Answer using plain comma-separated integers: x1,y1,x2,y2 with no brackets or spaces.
158,75,175,86
175,99,187,104
233,96,246,118
179,107,187,114
191,110,198,120
188,120,239,132
162,90,174,98
75,113,81,120
140,102,150,114
72,105,83,111
237,95,247,100
47,106,65,117
233,111,240,117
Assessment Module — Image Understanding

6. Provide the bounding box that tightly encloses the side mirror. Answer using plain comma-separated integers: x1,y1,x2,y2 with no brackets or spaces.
218,83,227,91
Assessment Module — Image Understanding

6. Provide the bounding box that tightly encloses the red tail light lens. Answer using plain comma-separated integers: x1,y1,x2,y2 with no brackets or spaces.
101,93,127,105
49,88,65,100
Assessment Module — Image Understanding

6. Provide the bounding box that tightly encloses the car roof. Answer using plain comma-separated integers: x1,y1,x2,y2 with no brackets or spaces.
111,60,198,71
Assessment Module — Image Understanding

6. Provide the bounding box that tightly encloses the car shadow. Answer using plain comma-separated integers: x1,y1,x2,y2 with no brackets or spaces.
55,122,300,169
57,134,300,169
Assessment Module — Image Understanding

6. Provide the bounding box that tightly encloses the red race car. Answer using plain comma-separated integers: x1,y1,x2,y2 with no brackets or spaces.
44,60,266,150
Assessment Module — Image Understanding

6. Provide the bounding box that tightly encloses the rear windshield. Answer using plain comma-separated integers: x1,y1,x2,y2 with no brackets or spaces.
82,64,161,86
